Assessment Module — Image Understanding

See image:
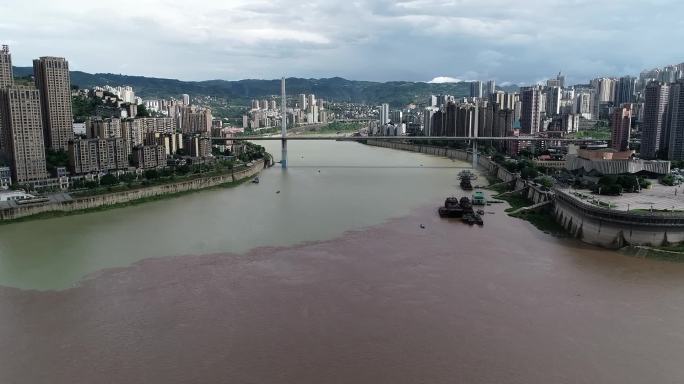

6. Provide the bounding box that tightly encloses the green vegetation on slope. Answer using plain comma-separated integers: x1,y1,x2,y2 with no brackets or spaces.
14,66,482,106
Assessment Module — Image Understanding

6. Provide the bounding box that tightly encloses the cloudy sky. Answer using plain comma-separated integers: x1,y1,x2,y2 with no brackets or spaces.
0,0,682,84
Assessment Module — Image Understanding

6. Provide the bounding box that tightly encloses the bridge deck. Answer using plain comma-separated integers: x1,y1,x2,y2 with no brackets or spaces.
220,136,606,143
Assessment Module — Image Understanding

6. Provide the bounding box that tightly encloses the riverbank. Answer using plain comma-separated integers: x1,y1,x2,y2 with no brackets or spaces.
363,139,684,256
0,158,269,223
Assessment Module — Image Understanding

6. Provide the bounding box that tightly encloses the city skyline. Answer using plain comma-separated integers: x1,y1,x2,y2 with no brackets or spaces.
1,0,683,85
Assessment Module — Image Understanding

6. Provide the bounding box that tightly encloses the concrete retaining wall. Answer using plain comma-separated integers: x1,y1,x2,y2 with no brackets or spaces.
553,189,684,248
365,139,684,249
0,160,266,221
366,140,471,162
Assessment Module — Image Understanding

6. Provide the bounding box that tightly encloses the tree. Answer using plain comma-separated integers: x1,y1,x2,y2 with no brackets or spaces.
492,153,505,164
519,149,534,159
46,149,69,175
137,103,151,118
520,166,539,180
119,173,136,182
100,174,118,186
535,176,554,189
503,160,519,173
661,175,677,186
175,165,190,175
144,169,159,179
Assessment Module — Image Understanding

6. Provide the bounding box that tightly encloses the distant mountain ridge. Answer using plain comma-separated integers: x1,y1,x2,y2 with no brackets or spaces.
13,66,517,106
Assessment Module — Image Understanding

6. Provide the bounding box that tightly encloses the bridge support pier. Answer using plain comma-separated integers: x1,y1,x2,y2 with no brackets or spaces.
281,138,288,169
472,141,478,169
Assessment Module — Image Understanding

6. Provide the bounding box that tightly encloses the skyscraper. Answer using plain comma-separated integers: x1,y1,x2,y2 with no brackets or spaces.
182,94,190,106
470,81,483,98
575,91,593,117
0,45,13,88
423,107,436,136
611,105,632,151
307,94,316,112
593,78,617,103
485,80,496,97
0,87,48,183
33,56,74,151
299,94,307,110
520,86,541,134
615,76,636,106
0,45,14,153
641,82,670,159
667,80,684,160
557,72,566,89
545,86,561,116
380,103,390,126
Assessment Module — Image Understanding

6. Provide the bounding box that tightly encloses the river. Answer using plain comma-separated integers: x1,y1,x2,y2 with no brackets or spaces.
1,140,684,383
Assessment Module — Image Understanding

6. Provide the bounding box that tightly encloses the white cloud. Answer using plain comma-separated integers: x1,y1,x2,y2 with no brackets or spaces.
428,76,462,83
0,0,682,84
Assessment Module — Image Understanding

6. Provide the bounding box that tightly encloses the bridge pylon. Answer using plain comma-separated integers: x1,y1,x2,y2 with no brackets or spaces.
281,77,288,169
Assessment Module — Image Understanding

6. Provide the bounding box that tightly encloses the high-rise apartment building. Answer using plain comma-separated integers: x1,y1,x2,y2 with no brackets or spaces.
380,103,390,126
182,94,190,106
520,86,541,134
87,118,122,139
180,107,212,134
593,78,617,103
132,144,167,169
0,45,14,154
33,56,74,151
557,72,566,89
575,91,593,117
485,80,496,97
641,82,670,159
0,45,13,88
545,86,561,116
667,80,684,160
611,105,632,151
423,107,437,136
68,138,129,174
470,81,483,98
390,110,403,124
299,94,307,110
307,94,316,112
0,87,49,183
615,76,636,106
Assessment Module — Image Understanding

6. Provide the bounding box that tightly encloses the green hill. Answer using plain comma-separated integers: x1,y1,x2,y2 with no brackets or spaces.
13,66,496,106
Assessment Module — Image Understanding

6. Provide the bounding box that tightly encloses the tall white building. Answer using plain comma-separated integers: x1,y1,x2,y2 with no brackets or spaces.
592,78,617,103
307,94,316,112
380,103,390,126
182,94,190,106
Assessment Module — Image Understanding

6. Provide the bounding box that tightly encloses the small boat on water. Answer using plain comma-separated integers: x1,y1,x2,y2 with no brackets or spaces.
462,213,484,226
438,197,472,218
438,196,483,225
252,177,260,184
472,191,486,206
